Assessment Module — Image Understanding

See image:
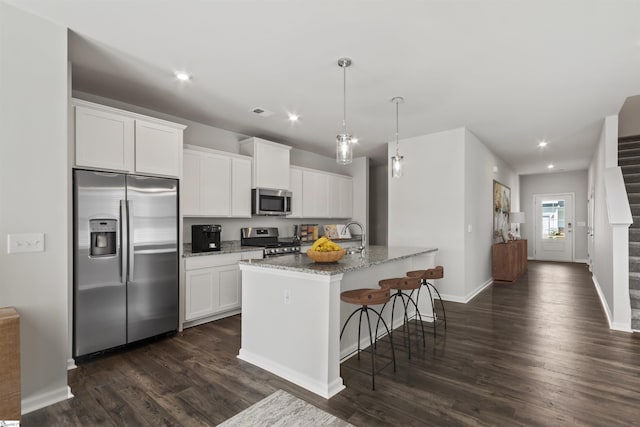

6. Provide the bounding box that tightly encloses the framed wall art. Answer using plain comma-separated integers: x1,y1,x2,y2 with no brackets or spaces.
493,180,511,243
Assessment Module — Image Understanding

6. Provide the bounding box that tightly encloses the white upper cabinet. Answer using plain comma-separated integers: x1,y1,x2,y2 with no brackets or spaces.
302,169,330,218
289,167,303,218
201,153,231,217
330,174,353,218
75,105,135,172
182,145,252,218
182,150,201,214
73,99,185,178
292,166,352,219
135,119,182,177
231,157,252,217
239,137,291,190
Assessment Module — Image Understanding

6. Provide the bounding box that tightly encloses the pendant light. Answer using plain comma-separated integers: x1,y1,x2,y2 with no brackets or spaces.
391,96,404,178
336,57,353,165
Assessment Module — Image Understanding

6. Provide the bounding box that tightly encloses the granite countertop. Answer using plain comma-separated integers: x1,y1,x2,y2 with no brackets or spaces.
183,241,264,257
239,245,438,276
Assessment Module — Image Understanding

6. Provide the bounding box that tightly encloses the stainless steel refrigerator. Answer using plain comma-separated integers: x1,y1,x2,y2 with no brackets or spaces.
73,170,178,357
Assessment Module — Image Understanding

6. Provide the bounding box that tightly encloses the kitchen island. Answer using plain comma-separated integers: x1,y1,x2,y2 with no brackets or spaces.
238,245,438,398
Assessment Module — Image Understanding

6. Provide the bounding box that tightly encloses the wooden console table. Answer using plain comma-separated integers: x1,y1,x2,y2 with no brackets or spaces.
492,240,527,282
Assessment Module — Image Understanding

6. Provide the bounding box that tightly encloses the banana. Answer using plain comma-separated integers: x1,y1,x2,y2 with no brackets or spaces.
311,237,342,251
311,236,329,251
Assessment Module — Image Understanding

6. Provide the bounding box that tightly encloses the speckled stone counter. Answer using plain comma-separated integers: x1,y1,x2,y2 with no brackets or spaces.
183,241,263,257
238,244,438,399
239,245,437,275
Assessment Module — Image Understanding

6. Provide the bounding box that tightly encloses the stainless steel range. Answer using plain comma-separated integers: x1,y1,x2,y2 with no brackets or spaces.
241,227,301,257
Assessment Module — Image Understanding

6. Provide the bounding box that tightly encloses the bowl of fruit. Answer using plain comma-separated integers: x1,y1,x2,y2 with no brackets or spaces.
306,237,346,263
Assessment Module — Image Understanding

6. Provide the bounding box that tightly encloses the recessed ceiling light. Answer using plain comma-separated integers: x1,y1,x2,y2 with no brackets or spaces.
547,164,554,169
351,137,359,144
288,113,299,122
175,71,191,81
538,141,548,148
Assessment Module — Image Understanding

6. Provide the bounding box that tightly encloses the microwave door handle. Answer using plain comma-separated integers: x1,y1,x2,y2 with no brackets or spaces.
127,200,134,282
120,200,127,285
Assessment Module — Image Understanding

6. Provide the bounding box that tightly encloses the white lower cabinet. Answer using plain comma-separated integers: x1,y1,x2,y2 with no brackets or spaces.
184,251,262,323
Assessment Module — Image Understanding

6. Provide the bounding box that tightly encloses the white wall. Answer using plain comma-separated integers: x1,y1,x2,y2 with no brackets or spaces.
389,127,518,302
619,95,640,138
589,116,617,324
0,2,70,412
520,170,589,261
388,128,467,299
464,130,518,297
370,163,388,245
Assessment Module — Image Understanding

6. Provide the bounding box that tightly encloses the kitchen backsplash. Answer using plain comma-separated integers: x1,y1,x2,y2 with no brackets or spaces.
182,216,353,243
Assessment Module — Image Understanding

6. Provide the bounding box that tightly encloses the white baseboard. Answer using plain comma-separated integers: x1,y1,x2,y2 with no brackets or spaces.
592,275,614,329
438,278,494,304
67,358,77,370
238,349,344,399
22,385,73,415
612,322,633,332
574,258,588,264
590,275,631,332
183,308,241,329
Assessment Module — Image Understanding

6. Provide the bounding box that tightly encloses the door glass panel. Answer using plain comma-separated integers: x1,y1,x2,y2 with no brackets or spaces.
540,199,565,240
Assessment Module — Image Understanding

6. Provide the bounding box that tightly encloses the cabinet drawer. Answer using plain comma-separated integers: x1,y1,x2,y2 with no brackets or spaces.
185,253,242,270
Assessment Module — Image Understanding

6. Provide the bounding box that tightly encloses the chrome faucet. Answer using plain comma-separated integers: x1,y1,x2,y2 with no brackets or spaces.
342,221,366,254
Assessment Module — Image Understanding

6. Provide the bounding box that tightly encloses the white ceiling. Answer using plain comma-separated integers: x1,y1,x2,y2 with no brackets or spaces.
8,0,640,172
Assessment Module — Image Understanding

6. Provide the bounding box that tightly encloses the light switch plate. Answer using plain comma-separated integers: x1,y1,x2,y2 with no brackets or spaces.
7,233,45,254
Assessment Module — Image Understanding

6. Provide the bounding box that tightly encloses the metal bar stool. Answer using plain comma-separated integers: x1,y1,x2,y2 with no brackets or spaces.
340,287,396,390
407,265,447,338
376,277,425,359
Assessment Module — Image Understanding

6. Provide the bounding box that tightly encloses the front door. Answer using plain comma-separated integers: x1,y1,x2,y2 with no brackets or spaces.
534,193,574,262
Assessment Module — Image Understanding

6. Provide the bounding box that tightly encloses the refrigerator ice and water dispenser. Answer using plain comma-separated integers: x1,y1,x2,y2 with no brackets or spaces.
89,219,117,257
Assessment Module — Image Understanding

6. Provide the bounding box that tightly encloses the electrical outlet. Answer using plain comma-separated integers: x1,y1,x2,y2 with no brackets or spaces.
7,233,45,254
283,289,291,305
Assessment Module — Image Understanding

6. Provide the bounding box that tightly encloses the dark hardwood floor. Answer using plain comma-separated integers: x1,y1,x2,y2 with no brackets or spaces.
24,261,640,426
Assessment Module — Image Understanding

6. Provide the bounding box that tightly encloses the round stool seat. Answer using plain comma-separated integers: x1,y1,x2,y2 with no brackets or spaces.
341,288,391,306
379,277,422,291
406,265,447,337
407,265,444,280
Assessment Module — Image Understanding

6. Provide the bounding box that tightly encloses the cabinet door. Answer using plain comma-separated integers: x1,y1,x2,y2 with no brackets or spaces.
201,153,231,216
254,141,290,189
217,264,241,312
135,119,182,178
337,175,353,218
182,150,201,215
231,157,252,217
302,170,330,218
289,168,303,218
185,268,216,321
75,106,134,172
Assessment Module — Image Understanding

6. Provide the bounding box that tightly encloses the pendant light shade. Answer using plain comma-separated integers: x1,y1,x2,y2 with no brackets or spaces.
391,96,404,178
336,57,353,165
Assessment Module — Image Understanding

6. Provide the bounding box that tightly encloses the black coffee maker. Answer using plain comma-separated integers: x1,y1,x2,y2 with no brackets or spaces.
192,224,222,253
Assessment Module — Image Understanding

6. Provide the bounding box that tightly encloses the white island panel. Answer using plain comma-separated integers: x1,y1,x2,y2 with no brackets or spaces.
238,246,437,398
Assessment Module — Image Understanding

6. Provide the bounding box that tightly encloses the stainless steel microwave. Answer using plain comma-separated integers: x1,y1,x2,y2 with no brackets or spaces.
252,188,292,216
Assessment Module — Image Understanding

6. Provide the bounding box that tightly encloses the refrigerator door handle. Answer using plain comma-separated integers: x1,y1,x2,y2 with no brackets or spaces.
128,199,134,282
120,200,128,285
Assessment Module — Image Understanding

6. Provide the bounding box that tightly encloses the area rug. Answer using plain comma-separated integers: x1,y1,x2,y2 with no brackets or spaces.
217,390,354,427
